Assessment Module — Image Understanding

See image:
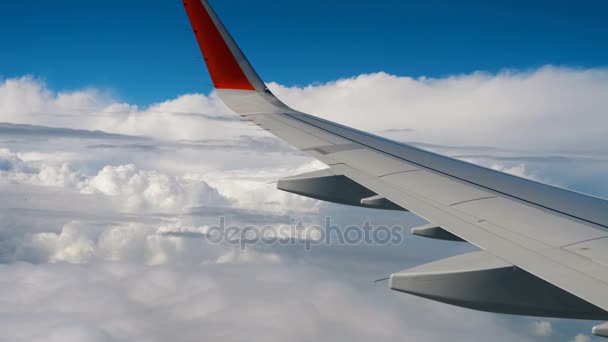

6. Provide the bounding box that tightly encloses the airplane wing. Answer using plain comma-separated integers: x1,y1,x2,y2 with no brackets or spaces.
183,0,608,335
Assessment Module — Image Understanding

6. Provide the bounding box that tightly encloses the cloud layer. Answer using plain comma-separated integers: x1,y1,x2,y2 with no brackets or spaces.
1,68,606,341
0,261,538,342
270,66,608,152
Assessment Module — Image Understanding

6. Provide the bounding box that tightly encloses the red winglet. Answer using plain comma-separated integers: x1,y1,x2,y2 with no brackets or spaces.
183,0,255,90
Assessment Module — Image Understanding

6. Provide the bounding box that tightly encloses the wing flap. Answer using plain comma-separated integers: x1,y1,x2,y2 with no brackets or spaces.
335,161,608,311
390,250,608,319
565,238,608,267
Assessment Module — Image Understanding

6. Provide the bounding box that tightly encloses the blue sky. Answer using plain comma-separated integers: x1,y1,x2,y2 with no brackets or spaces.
1,0,607,105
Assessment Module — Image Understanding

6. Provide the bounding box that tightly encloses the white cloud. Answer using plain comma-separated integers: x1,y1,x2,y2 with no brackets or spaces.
0,148,86,188
531,320,553,337
0,76,109,122
571,334,591,342
4,67,608,153
489,163,537,180
269,67,608,152
200,159,327,214
0,76,254,142
211,248,281,264
0,148,231,213
17,220,282,266
83,164,229,213
0,261,534,342
0,147,32,173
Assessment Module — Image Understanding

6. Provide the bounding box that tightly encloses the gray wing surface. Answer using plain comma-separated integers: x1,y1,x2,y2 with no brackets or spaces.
184,0,608,334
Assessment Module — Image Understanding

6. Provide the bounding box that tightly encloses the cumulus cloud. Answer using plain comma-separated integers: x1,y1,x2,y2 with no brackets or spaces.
83,164,229,213
17,220,280,266
0,148,230,213
0,148,86,187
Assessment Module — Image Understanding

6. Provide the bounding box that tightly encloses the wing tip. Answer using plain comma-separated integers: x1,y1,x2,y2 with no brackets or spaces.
183,0,257,91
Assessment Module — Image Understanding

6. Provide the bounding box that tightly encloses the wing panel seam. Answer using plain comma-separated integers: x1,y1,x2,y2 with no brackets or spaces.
450,196,499,207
